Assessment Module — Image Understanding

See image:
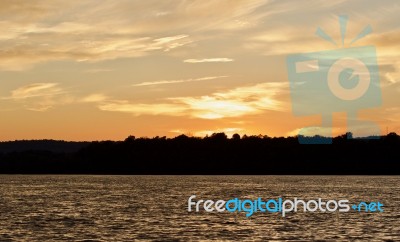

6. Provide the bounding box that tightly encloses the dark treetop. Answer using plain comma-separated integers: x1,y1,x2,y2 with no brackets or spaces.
0,132,399,175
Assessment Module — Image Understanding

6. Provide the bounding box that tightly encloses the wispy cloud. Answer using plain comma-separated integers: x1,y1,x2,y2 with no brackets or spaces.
81,94,108,103
172,82,285,119
183,58,234,63
0,32,192,70
1,0,398,73
84,68,114,73
132,76,228,87
153,35,191,51
5,84,112,111
10,83,61,99
5,83,71,111
0,0,266,70
99,82,287,119
98,101,187,116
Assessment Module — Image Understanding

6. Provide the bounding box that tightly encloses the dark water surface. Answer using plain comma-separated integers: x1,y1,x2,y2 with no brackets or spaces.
0,176,398,241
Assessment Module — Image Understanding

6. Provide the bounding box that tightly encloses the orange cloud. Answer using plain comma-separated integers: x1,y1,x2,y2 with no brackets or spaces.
183,58,234,63
132,76,228,87
98,82,287,119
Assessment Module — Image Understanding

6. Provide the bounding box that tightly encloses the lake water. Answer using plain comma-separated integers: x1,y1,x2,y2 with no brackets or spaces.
0,175,398,241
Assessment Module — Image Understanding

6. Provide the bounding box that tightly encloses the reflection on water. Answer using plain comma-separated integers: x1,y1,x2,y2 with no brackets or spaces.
0,176,399,241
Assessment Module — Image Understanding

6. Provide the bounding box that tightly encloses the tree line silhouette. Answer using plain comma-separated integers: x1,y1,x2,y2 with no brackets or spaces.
0,132,399,174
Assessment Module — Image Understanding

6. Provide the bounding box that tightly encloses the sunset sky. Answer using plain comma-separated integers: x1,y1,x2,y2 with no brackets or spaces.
0,0,399,141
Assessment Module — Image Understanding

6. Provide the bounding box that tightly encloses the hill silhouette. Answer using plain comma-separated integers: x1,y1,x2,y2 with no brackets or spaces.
0,132,399,175
0,140,89,153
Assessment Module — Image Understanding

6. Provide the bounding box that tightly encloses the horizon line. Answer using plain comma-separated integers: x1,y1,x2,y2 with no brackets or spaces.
0,131,398,143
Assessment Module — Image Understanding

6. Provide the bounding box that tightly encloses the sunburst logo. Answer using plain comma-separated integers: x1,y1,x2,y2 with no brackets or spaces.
286,15,381,144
